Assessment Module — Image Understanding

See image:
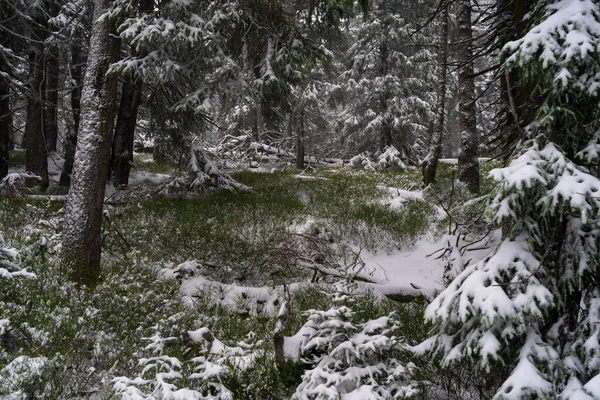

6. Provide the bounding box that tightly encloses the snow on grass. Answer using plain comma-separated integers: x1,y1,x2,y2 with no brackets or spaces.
173,270,306,315
360,232,500,298
294,174,330,181
439,157,492,166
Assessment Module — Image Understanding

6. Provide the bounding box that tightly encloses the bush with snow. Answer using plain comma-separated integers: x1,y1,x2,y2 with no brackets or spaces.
420,1,600,396
350,146,409,172
113,331,234,400
292,282,417,400
0,172,42,197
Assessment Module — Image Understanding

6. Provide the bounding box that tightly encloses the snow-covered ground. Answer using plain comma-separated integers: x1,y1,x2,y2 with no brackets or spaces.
360,232,499,298
170,182,500,307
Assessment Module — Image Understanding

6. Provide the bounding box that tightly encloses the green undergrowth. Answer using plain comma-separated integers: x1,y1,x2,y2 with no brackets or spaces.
132,152,179,175
0,162,499,399
107,167,434,285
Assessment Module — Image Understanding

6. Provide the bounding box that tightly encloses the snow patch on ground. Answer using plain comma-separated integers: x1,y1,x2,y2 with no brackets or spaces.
358,232,500,297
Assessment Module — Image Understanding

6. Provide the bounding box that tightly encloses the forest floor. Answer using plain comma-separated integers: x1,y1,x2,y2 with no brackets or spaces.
0,150,499,399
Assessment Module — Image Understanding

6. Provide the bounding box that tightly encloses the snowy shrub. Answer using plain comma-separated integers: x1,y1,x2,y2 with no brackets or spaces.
376,146,408,172
114,327,266,400
114,331,233,400
292,282,417,399
159,144,250,197
419,141,600,399
349,147,408,172
0,355,48,398
0,172,42,197
420,1,600,397
349,152,377,171
423,175,492,282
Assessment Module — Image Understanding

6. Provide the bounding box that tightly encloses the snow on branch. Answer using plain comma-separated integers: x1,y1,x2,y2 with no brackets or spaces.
503,0,600,93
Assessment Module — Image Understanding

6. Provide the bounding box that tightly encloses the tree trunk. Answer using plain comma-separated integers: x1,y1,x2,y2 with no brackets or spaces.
378,34,392,151
62,0,120,286
60,35,85,187
422,5,448,186
456,0,479,192
251,105,259,142
111,74,143,186
109,0,152,186
496,0,535,160
285,112,293,139
44,46,60,153
24,41,49,190
44,0,60,153
0,51,9,180
296,107,305,169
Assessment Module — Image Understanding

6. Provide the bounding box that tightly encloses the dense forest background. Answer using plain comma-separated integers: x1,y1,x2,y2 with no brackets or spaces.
2,0,600,399
0,0,501,187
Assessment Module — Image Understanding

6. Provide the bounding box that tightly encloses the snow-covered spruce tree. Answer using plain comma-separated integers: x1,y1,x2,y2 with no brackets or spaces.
113,331,235,400
293,281,416,400
419,1,600,398
335,0,436,162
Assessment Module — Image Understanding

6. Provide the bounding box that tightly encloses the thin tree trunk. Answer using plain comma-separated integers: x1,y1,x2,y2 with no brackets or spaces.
251,105,260,142
0,51,9,180
285,112,293,139
497,0,535,160
422,5,449,186
24,41,49,190
44,46,59,153
296,107,305,169
110,0,152,186
111,75,142,186
60,36,85,187
379,35,391,151
44,0,60,153
456,0,479,192
62,0,120,286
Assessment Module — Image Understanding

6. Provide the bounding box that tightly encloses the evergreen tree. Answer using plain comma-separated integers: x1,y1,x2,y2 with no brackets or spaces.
293,282,416,400
336,0,436,162
456,0,479,192
421,1,600,397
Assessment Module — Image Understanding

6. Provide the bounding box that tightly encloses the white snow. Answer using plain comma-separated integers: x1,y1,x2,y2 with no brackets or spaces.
356,233,498,298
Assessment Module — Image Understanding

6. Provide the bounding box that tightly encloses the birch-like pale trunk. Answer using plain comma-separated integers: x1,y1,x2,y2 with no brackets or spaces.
62,0,120,286
456,0,480,192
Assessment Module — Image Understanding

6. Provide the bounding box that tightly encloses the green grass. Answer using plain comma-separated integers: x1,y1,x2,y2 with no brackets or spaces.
104,167,434,286
0,161,499,399
132,153,178,174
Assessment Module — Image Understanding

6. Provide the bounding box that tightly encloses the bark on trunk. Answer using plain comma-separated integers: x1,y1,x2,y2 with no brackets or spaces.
0,51,9,180
285,112,293,139
44,46,60,153
497,0,535,160
109,0,152,186
422,6,448,186
62,0,120,286
60,36,85,187
296,108,305,169
111,74,143,186
456,0,479,192
24,41,49,190
251,105,259,142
